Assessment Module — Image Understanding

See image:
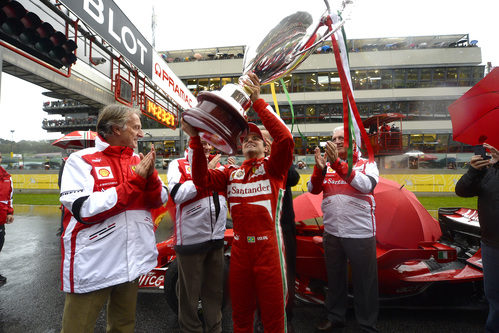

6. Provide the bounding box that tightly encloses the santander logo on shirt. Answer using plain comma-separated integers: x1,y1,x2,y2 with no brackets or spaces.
228,179,272,198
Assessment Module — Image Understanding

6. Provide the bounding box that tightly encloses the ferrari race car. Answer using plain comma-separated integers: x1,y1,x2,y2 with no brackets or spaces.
139,178,484,311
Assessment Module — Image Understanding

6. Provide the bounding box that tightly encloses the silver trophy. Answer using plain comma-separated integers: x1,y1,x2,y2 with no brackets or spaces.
182,3,345,154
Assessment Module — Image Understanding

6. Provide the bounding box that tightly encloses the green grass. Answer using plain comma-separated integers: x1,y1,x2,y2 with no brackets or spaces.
417,196,477,211
13,193,60,205
12,192,478,211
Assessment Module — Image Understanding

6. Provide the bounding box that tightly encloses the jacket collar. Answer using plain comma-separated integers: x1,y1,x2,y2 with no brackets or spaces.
242,156,265,167
95,135,134,157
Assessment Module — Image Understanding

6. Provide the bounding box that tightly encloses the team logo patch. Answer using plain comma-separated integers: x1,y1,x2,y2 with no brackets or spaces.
228,179,272,197
327,166,334,173
95,166,114,179
250,164,266,178
131,165,136,173
230,169,245,181
186,166,191,174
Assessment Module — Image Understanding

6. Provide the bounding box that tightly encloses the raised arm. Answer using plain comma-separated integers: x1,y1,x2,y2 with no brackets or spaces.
307,147,326,194
254,99,294,179
180,119,228,192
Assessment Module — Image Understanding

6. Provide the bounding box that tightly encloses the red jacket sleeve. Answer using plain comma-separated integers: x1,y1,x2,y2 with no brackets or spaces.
190,136,228,192
330,158,356,183
308,165,325,194
253,99,294,179
143,169,168,209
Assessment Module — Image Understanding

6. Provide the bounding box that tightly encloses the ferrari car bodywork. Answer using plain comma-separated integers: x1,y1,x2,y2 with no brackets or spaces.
139,198,483,310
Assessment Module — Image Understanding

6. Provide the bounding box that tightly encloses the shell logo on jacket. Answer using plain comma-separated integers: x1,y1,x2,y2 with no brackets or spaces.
95,166,113,179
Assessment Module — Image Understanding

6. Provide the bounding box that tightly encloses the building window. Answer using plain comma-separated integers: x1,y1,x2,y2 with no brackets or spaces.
381,69,393,89
446,67,458,86
184,65,483,95
436,134,449,153
458,67,472,86
209,78,220,91
330,71,341,90
406,68,419,88
433,68,446,86
220,77,233,88
304,73,317,92
317,72,329,91
472,67,484,85
198,78,209,91
280,75,292,93
367,70,381,89
393,69,405,88
186,79,198,95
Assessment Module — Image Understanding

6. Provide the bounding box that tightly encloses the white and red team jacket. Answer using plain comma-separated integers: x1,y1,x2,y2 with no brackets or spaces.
167,155,227,253
0,166,13,224
59,136,168,293
308,152,379,238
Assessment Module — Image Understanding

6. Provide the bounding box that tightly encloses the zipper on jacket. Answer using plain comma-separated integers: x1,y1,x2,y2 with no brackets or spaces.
209,195,214,240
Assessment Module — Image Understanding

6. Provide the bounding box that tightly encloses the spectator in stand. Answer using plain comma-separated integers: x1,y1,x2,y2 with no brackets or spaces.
297,161,307,170
59,104,168,332
379,123,391,148
455,143,499,333
182,72,294,332
309,126,379,332
167,140,227,333
0,153,14,285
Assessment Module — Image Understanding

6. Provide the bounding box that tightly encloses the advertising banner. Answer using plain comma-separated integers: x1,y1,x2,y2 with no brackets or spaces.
58,0,195,110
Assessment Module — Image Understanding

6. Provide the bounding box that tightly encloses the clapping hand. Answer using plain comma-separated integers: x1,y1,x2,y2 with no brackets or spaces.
136,145,156,178
314,147,327,171
227,156,237,166
324,141,338,163
208,154,221,169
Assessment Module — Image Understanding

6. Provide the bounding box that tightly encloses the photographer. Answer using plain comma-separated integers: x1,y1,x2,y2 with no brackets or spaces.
455,143,499,332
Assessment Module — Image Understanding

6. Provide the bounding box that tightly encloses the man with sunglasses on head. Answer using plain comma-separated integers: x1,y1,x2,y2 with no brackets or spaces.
182,72,294,333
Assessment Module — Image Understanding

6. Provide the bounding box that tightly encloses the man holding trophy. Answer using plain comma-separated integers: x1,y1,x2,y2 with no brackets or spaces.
182,72,294,332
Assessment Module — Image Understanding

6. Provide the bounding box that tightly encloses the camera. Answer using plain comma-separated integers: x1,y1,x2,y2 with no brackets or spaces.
473,145,491,160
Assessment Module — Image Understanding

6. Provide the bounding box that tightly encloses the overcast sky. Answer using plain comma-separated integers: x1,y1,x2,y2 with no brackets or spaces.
1,0,497,142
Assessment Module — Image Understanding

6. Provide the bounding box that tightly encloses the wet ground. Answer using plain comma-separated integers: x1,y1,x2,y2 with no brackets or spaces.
0,205,487,332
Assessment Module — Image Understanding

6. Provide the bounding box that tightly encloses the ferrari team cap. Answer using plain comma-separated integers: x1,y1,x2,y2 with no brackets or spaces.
240,122,264,143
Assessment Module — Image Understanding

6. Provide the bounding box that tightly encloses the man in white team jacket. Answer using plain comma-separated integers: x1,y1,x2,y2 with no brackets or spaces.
59,104,168,333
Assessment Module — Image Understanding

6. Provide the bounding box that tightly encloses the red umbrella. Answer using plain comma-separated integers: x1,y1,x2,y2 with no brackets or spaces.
292,178,442,249
52,130,97,149
448,67,499,148
293,192,323,223
374,178,441,249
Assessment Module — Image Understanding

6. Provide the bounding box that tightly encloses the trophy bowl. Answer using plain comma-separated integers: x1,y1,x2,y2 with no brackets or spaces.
182,7,341,154
182,84,251,155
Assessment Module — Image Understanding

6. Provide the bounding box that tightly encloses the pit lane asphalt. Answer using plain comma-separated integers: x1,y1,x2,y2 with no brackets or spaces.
0,206,487,333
